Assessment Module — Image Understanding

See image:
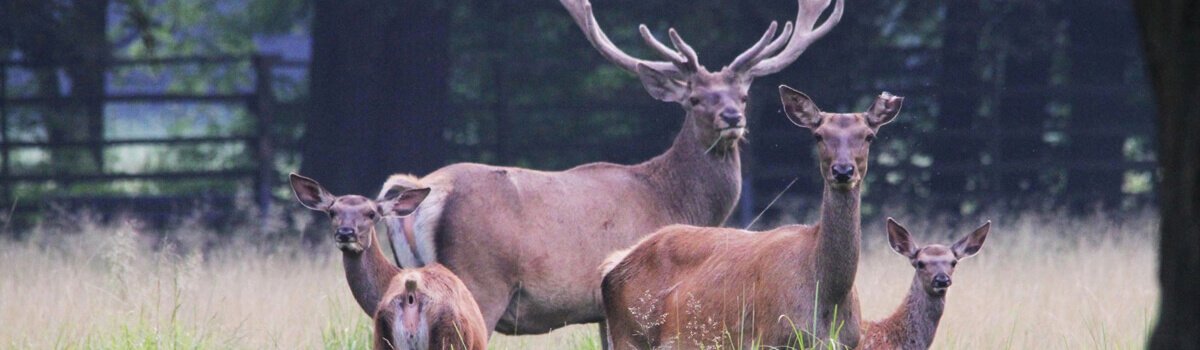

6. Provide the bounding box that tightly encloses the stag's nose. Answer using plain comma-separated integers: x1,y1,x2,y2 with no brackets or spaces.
932,274,951,288
720,110,743,127
831,164,855,183
335,227,355,242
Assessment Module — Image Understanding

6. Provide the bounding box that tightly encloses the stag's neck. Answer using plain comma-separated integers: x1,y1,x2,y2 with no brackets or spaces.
640,113,741,225
342,230,401,315
876,276,945,348
813,184,861,302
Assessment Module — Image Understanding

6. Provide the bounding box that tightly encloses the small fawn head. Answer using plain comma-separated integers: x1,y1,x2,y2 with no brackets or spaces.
289,173,430,253
561,0,844,149
780,86,903,190
885,218,991,297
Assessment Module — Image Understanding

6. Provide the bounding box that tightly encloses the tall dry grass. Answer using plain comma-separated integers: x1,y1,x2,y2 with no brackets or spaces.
0,210,1157,349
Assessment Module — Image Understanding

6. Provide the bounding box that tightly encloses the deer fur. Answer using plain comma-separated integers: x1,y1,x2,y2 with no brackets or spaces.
600,87,903,349
375,0,843,336
289,173,487,348
860,219,991,350
374,264,489,350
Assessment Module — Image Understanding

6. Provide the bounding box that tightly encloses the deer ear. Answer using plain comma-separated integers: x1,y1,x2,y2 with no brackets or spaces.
380,187,432,217
289,173,335,211
952,221,990,259
779,85,822,129
636,63,688,102
866,92,904,128
886,218,919,258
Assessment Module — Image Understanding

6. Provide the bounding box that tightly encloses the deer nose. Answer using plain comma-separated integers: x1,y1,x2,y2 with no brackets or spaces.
335,228,356,242
932,274,951,288
720,111,743,127
831,164,855,182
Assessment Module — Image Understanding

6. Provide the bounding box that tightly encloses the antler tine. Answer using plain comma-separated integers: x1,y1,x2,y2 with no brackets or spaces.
730,21,781,72
638,25,687,64
748,0,845,77
667,28,701,72
559,0,682,76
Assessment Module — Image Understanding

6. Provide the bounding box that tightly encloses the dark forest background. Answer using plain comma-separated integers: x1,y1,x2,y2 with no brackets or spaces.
0,0,1156,231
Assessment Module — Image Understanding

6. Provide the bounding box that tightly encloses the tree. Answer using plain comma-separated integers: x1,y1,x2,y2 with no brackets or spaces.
301,1,449,195
1134,0,1200,348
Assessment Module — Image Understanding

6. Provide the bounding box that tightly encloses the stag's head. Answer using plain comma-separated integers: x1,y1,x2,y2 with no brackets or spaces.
289,173,430,253
561,0,844,149
780,86,903,190
885,218,991,297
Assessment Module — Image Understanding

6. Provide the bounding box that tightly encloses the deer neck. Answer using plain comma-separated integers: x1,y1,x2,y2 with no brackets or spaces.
342,228,401,315
813,183,861,303
878,276,945,348
640,112,742,225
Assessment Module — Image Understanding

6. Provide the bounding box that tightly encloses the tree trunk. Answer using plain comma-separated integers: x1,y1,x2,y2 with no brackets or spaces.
1134,0,1200,349
302,1,449,196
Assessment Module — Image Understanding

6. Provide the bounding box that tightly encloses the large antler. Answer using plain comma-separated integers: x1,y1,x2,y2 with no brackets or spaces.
560,0,701,78
731,0,845,77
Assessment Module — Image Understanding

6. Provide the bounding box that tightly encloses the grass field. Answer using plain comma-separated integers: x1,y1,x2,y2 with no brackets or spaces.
0,210,1158,349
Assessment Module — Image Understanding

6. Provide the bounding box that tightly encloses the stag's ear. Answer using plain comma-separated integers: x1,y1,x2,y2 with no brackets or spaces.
289,173,335,211
379,187,432,217
866,92,904,128
779,85,822,129
952,221,990,259
886,218,919,259
636,63,688,102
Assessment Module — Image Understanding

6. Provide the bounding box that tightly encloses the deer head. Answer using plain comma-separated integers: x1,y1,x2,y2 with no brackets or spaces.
780,86,903,190
561,0,844,148
289,173,430,253
885,218,991,296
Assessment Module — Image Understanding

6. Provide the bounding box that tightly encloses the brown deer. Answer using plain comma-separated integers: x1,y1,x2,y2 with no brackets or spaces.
374,0,844,337
600,86,902,349
289,174,488,349
374,264,489,350
859,219,991,350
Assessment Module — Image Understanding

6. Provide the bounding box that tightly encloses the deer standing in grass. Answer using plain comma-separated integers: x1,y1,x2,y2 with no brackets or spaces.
289,174,487,349
600,87,902,349
374,0,844,337
859,218,990,350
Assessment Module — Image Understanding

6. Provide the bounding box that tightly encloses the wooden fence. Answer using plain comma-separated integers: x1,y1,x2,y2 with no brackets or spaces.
0,55,305,227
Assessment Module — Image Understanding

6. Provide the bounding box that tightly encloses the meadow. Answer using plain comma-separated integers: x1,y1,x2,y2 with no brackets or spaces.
0,209,1157,349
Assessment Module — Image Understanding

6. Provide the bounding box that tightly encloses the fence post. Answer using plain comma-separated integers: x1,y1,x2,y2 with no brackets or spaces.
251,55,278,227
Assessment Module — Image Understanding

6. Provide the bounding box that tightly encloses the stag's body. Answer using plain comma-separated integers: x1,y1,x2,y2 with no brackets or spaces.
602,88,901,349
859,219,991,350
374,264,489,350
392,123,740,333
380,0,843,335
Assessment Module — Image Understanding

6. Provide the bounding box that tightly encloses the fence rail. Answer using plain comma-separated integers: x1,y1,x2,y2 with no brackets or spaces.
0,54,284,226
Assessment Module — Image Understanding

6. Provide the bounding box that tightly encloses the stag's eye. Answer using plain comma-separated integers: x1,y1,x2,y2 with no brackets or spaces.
690,97,701,105
951,260,957,267
328,212,336,219
813,134,824,142
366,211,376,220
741,96,749,103
865,134,876,142
916,261,926,269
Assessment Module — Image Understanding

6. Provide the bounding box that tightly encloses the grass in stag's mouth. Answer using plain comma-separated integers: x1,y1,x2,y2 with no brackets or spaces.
0,210,1158,349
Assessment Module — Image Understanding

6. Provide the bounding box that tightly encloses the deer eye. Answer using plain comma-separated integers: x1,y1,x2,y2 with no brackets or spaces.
950,260,957,267
916,261,926,269
813,134,824,142
865,134,876,142
690,97,701,105
740,96,749,103
366,211,376,220
327,212,336,219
